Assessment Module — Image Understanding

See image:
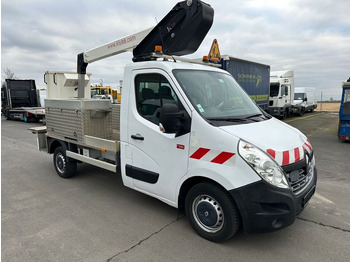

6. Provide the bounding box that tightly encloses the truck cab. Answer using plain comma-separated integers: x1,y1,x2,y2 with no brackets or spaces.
338,80,350,140
269,70,294,118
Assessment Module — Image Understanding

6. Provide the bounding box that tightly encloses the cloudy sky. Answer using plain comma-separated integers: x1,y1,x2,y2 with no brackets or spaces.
2,0,349,100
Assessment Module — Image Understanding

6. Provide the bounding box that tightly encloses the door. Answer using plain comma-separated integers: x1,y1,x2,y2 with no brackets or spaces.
126,69,191,203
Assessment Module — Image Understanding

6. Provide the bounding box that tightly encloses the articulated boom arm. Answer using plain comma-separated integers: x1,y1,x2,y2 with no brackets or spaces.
76,0,213,98
77,28,153,74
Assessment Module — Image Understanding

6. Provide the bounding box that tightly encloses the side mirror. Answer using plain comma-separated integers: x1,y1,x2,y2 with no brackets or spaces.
159,104,191,136
159,104,182,134
304,97,308,102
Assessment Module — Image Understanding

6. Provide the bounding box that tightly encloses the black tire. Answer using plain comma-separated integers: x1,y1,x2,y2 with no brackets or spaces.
53,146,77,178
4,110,10,120
280,109,288,119
298,107,305,116
185,182,240,242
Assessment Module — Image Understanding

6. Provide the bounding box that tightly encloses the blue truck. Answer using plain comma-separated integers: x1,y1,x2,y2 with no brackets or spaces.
221,55,270,111
338,78,350,141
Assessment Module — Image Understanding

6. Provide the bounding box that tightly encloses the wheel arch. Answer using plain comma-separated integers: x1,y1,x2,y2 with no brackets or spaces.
48,138,66,154
177,176,238,215
48,138,77,156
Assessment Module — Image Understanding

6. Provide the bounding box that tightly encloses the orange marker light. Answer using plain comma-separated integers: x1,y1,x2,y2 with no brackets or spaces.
101,148,107,153
154,45,163,53
203,56,209,62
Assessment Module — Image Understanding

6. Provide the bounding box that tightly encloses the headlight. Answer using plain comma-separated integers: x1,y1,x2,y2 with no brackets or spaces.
238,140,290,189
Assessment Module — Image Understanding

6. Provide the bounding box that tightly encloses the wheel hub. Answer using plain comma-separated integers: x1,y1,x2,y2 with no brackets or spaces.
56,153,66,173
193,195,224,233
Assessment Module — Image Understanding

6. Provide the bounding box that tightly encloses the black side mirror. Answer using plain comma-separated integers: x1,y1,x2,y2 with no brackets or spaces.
159,104,190,136
304,97,308,102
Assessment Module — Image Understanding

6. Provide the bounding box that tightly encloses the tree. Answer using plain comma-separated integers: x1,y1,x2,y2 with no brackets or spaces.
3,68,17,79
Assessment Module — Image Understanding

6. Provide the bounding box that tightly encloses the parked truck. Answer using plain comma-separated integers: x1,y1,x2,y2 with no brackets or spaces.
338,79,350,141
269,70,295,118
1,79,45,122
291,87,317,116
221,55,270,111
31,0,317,242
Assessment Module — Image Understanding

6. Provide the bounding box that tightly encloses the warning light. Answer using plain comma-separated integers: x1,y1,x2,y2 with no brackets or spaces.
101,148,107,152
154,45,163,53
202,56,209,62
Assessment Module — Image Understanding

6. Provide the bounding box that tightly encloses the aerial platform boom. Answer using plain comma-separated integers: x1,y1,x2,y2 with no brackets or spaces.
76,0,214,97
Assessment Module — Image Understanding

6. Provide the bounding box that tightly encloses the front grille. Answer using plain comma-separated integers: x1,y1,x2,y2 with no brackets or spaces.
286,166,313,195
282,152,314,195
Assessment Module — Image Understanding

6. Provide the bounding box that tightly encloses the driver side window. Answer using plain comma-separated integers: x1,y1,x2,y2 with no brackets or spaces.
135,73,179,125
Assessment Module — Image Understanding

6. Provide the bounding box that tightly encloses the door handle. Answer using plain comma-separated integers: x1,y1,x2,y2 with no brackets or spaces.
131,134,144,141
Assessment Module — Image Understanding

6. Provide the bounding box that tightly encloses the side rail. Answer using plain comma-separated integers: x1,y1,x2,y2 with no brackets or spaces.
29,127,120,173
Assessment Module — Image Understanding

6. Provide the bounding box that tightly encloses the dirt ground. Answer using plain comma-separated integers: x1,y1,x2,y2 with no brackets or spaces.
315,102,340,112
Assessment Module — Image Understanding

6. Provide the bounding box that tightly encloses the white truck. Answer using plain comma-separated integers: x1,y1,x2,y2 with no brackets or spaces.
269,70,295,118
31,0,317,242
292,87,317,116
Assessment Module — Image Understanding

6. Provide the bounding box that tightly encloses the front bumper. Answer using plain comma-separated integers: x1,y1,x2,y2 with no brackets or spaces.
229,167,317,234
268,107,284,117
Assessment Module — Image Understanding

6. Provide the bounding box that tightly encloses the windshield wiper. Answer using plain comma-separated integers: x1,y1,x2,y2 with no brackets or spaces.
207,117,247,122
245,113,264,119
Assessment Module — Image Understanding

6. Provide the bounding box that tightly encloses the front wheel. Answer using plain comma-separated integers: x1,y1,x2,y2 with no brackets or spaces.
53,146,77,178
185,182,240,242
299,107,305,116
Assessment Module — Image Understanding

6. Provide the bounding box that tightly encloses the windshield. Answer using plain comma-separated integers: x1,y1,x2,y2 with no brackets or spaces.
294,93,304,100
173,70,265,122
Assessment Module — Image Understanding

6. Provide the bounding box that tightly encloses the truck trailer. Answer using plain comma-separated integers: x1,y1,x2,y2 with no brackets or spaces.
31,0,317,242
1,79,45,122
221,55,270,111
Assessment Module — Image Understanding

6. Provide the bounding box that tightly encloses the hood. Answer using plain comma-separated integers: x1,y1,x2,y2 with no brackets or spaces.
219,118,312,166
293,100,303,105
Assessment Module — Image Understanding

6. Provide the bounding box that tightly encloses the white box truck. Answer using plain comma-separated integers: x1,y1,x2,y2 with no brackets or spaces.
292,87,317,116
31,0,317,242
269,70,294,118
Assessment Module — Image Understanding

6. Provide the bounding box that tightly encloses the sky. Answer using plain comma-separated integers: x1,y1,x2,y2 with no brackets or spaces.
1,0,350,100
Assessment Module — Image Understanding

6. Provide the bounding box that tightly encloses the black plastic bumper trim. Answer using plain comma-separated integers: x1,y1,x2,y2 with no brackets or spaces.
229,167,317,234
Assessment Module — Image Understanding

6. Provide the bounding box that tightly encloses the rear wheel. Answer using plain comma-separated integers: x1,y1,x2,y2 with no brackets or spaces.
53,146,77,178
185,182,240,242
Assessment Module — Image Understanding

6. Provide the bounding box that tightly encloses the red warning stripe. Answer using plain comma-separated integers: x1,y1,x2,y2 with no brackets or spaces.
190,147,235,165
282,151,290,166
294,147,300,162
267,149,276,158
190,147,210,160
211,152,235,164
267,140,313,166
